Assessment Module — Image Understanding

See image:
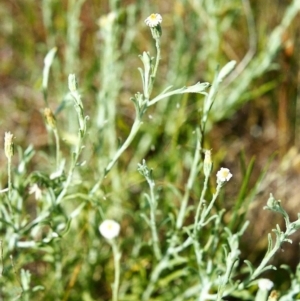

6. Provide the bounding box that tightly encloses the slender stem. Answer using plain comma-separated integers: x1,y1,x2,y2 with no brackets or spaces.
249,236,281,281
53,129,60,170
194,172,210,232
176,189,191,230
91,32,161,195
7,158,12,200
105,118,142,174
55,76,87,204
0,240,3,277
217,256,238,301
143,175,216,301
200,184,222,224
55,161,75,205
147,38,161,97
111,240,121,301
55,119,85,205
176,130,201,229
55,140,81,205
148,182,162,261
168,236,193,255
254,289,268,301
90,118,142,195
192,239,204,276
193,182,222,286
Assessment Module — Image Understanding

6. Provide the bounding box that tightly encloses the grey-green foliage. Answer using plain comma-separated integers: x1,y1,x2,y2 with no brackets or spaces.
1,1,300,301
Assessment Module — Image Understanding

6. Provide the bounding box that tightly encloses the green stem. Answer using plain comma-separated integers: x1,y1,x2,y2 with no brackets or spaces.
56,120,85,204
249,237,281,281
53,129,60,170
55,125,84,205
194,172,210,232
7,158,12,200
91,32,162,195
0,240,3,277
147,38,161,98
176,130,201,229
111,240,121,301
105,118,142,174
200,184,222,224
148,182,162,261
90,118,142,195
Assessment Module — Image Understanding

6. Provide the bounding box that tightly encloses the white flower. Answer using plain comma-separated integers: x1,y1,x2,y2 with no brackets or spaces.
216,167,233,182
258,278,274,291
99,220,120,240
145,13,162,27
29,184,42,200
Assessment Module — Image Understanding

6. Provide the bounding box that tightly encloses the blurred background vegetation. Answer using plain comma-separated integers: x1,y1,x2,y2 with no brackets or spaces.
0,0,300,300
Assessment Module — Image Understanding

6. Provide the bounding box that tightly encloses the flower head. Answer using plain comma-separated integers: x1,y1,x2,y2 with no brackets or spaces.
258,278,274,291
99,219,120,240
145,13,162,27
216,167,232,183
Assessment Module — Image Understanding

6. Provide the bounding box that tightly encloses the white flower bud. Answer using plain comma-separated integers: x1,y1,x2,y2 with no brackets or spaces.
99,220,120,240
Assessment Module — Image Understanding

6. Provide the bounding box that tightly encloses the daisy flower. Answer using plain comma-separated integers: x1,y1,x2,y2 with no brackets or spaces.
99,220,120,240
216,167,233,183
145,13,162,27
